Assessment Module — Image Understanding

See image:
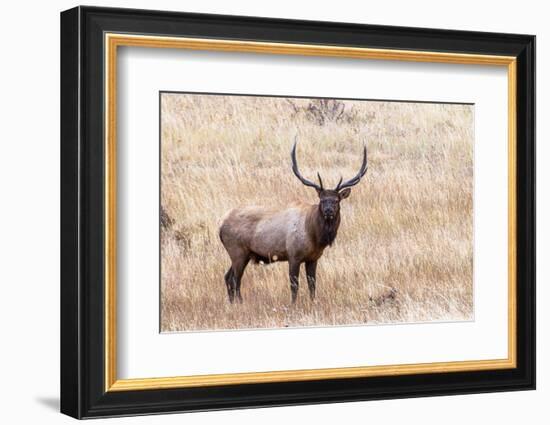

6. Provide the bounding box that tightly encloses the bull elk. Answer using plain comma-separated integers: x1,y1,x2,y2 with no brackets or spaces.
219,140,368,304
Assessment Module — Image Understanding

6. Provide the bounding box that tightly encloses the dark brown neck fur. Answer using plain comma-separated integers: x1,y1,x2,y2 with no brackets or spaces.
306,204,341,249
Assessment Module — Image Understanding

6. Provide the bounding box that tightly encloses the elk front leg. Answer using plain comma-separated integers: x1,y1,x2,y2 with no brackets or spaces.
305,261,317,301
288,260,301,304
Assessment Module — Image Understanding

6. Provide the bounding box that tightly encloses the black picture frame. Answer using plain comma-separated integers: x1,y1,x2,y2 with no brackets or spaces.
61,5,535,419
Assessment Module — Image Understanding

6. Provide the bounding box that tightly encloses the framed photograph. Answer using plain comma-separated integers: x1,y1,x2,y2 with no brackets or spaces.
60,6,535,419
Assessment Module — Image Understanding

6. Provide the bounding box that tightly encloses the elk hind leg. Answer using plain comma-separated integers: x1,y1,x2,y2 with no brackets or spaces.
224,267,235,303
223,244,249,304
231,257,250,304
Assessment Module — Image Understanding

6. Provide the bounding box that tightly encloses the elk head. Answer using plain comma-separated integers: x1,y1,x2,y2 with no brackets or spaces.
291,139,368,221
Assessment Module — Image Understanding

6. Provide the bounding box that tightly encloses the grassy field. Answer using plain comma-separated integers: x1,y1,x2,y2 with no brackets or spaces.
160,93,473,332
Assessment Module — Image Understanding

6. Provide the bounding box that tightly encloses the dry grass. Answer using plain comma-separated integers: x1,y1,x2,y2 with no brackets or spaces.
160,93,473,332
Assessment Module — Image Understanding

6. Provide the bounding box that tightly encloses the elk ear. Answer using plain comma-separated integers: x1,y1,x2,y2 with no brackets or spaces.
339,188,351,200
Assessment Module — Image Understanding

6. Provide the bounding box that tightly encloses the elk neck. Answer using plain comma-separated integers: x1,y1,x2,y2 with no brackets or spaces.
306,204,341,248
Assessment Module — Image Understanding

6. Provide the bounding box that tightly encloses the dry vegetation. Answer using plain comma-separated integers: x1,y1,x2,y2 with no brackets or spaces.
160,93,473,332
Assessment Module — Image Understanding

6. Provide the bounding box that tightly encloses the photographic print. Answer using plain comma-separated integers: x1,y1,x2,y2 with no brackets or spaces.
160,92,474,332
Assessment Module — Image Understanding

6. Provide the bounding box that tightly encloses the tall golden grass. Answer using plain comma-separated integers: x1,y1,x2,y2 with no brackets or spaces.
160,93,473,332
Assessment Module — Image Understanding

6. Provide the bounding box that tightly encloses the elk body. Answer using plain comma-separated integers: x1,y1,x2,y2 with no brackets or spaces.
219,141,368,304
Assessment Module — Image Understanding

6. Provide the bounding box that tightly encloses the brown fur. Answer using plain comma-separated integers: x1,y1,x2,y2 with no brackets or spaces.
219,141,366,304
219,192,347,304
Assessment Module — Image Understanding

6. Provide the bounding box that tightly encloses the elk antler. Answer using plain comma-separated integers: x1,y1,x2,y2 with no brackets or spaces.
291,139,324,191
334,145,368,191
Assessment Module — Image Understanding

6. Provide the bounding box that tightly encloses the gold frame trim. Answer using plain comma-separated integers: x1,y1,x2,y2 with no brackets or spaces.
104,33,517,392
